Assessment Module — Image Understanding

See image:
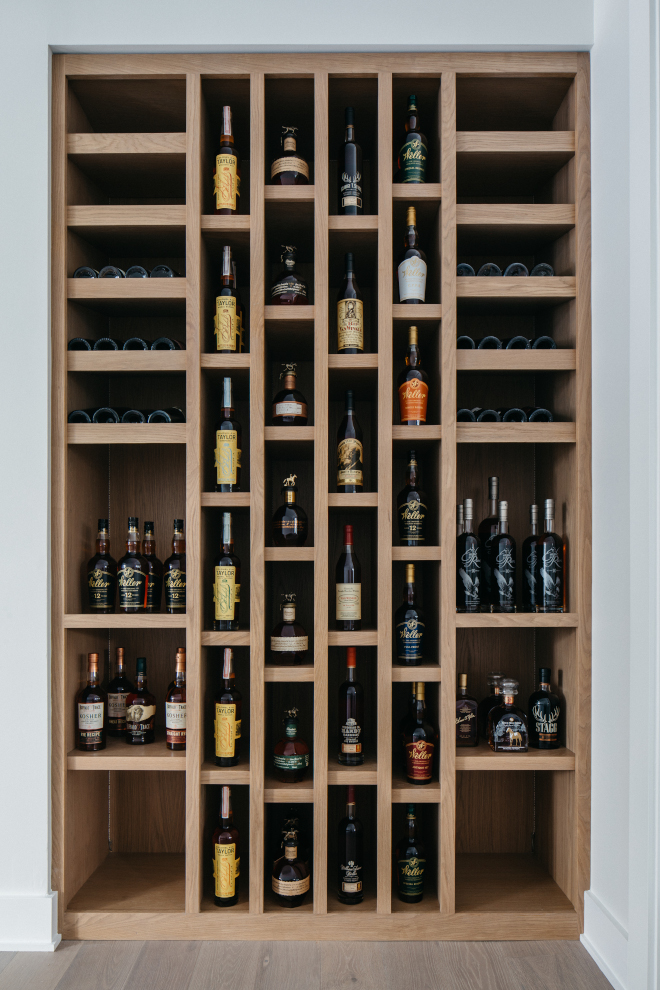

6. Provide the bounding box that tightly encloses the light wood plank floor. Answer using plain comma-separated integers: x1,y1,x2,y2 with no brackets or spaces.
0,940,614,990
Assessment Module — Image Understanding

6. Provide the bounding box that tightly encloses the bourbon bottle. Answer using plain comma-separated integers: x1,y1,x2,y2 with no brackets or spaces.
336,390,364,493
489,678,528,752
478,476,500,606
75,652,107,752
213,105,240,215
396,95,428,184
397,451,428,545
397,207,427,303
270,594,309,665
164,519,186,614
165,647,186,750
142,521,163,613
477,672,504,740
117,518,149,613
272,832,310,908
125,657,156,745
396,805,426,902
271,364,308,425
455,673,478,747
337,253,363,353
528,668,561,749
338,647,364,765
107,646,134,737
338,107,363,215
456,498,481,612
213,512,241,631
335,524,361,631
215,648,242,766
273,708,310,783
271,246,308,305
484,501,516,613
398,326,429,424
403,682,435,785
395,564,426,666
213,786,240,906
337,786,364,903
87,518,117,613
538,498,565,612
214,377,242,492
272,475,308,546
271,126,309,185
214,245,239,353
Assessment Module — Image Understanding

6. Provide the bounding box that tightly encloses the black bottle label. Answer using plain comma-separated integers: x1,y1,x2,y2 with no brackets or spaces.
126,703,156,740
397,854,426,896
400,136,428,183
340,717,362,754
399,498,427,542
340,171,362,210
146,574,160,610
456,703,477,742
88,567,115,610
540,545,563,606
531,701,560,744
396,617,425,661
523,545,539,606
493,545,515,606
340,859,362,894
493,713,527,751
117,567,147,609
165,567,186,611
458,543,481,607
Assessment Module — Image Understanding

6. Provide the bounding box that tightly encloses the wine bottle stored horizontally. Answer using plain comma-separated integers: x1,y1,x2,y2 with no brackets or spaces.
395,563,426,666
142,521,163,613
272,475,308,546
213,512,241,631
337,252,363,353
336,390,364,493
107,646,134,737
337,785,364,904
213,105,240,215
75,652,107,752
215,648,242,767
395,805,426,903
271,126,309,185
213,786,240,907
338,106,363,215
396,95,428,184
338,647,364,765
397,207,427,304
397,451,428,545
214,245,239,353
456,499,481,613
271,363,308,426
117,517,149,613
398,325,429,425
125,657,156,745
271,245,308,305
87,518,117,613
214,376,242,493
164,519,186,613
336,524,361,631
165,647,186,751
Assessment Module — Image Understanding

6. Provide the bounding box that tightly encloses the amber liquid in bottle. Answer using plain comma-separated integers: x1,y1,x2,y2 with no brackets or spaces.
272,475,308,546
107,646,134,737
215,648,242,767
270,245,308,305
336,389,363,493
270,595,309,665
213,786,240,906
142,521,163,613
273,708,310,783
214,377,242,493
271,363,308,425
397,451,428,546
338,647,364,765
117,517,149,614
75,652,107,752
396,95,428,184
337,252,363,353
214,245,240,353
398,326,429,425
271,126,309,185
272,833,310,908
125,657,156,745
165,647,186,750
87,518,117,613
164,519,186,614
403,681,436,785
213,105,240,215
455,673,478,747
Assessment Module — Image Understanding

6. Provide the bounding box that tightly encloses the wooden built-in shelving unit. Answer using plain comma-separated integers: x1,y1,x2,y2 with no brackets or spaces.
51,52,590,941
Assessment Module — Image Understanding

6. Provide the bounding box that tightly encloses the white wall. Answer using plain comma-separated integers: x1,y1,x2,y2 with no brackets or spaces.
2,0,658,982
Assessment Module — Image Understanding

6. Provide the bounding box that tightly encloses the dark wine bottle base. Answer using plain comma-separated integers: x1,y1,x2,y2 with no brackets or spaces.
166,607,187,614
336,486,364,494
119,607,146,614
76,742,106,752
336,621,362,631
216,755,240,767
400,419,426,426
338,892,363,904
396,658,423,667
213,620,239,631
107,728,127,738
397,892,423,903
88,607,116,614
406,777,432,785
214,892,239,907
215,485,241,493
269,656,306,666
338,347,363,355
338,754,364,765
274,895,307,908
167,743,186,751
274,770,309,784
125,735,155,745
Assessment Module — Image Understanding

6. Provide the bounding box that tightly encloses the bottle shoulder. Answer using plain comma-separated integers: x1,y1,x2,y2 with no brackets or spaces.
214,415,241,433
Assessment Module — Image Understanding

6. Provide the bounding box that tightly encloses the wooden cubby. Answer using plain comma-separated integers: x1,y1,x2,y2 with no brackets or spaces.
51,52,590,940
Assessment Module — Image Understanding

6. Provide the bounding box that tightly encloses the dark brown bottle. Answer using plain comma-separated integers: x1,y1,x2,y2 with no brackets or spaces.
272,475,309,546
271,363,308,425
338,647,364,765
477,672,504,740
213,786,240,906
396,804,426,903
271,245,308,305
165,647,186,750
338,107,363,215
337,253,363,353
395,564,426,666
213,105,240,215
87,518,117,613
75,652,107,751
403,682,435,785
397,206,427,304
125,657,156,745
337,785,364,903
164,519,186,614
215,648,242,766
456,498,481,613
272,831,310,908
528,667,561,749
142,521,163,613
273,708,310,783
396,95,428,184
214,245,240,353
489,678,528,752
335,524,361,631
271,126,309,185
214,377,242,492
397,451,428,545
107,646,134,737
117,517,149,613
213,512,241,631
270,594,309,665
455,673,478,747
336,390,363,493
478,476,499,606
398,326,429,424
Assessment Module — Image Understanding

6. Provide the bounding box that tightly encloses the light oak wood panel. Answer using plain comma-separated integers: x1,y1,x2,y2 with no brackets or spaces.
457,349,576,371
392,183,442,201
264,185,315,202
67,733,186,770
68,278,187,301
456,131,575,153
328,630,378,646
456,613,578,628
264,665,315,682
200,492,251,507
392,425,442,441
456,277,576,300
201,630,251,646
328,493,378,507
327,757,378,786
264,779,314,803
199,763,251,785
264,305,315,322
64,613,187,629
68,132,187,155
392,303,442,321
68,350,187,372
200,215,251,232
264,426,315,441
456,423,576,443
457,204,575,228
328,215,379,232
67,423,187,444
391,665,441,682
67,204,187,227
68,853,185,913
201,353,250,369
456,747,576,771
264,547,315,561
327,353,379,371
456,853,576,916
391,545,441,560
392,775,441,804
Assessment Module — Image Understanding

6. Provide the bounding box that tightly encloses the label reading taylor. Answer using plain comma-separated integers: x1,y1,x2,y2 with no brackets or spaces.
398,257,427,302
117,567,147,610
272,874,309,896
337,437,364,488
214,842,237,899
215,153,239,211
214,296,238,352
215,430,239,486
214,566,237,622
165,702,186,745
88,568,115,610
341,717,362,753
337,298,364,351
399,498,427,543
399,378,428,422
405,739,434,781
397,855,426,896
164,568,186,611
271,634,309,653
336,583,361,621
215,702,241,758
400,136,428,183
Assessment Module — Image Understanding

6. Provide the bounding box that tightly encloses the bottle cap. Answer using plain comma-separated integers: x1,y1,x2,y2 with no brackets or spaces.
174,518,184,533
530,504,538,523
222,648,234,679
459,673,467,688
407,804,416,818
457,503,464,522
498,501,508,521
487,671,504,686
176,647,186,670
144,521,154,537
222,244,232,278
408,449,417,463
545,498,555,516
501,678,518,695
136,657,147,674
88,652,99,669
128,516,139,528
539,667,552,682
281,244,297,263
344,524,354,545
347,785,356,805
463,497,474,520
221,785,230,819
280,362,297,379
415,681,426,700
406,206,417,226
345,106,354,125
489,476,499,499
222,376,233,407
408,325,419,344
98,518,109,532
222,512,233,543
346,646,356,668
408,94,417,108
405,563,415,584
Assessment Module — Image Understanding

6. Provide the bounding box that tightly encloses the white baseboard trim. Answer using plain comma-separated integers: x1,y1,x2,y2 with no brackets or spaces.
582,889,628,990
0,892,61,952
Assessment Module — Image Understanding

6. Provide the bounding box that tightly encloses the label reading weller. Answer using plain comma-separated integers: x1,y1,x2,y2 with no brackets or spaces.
400,136,428,183
164,567,186,611
399,498,427,543
405,739,434,781
399,378,428,423
397,855,426,896
117,566,147,610
88,568,115,610
398,257,427,302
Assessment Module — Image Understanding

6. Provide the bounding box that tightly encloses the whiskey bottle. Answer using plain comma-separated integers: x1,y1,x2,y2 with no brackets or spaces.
399,682,416,773
107,646,134,737
272,475,308,546
232,261,246,352
117,517,149,613
87,518,117,613
213,105,240,215
165,647,186,750
455,673,478,747
271,245,308,305
397,450,428,546
75,652,107,751
485,501,516,612
125,657,156,745
271,126,309,185
271,594,309,665
214,245,239,353
337,253,363,353
338,107,363,215
396,95,428,184
336,390,364,493
396,805,426,902
337,785,364,904
214,377,242,492
395,563,426,666
456,503,464,537
213,512,241,631
336,524,361,631
538,498,565,613
397,207,427,304
398,326,429,424
272,831,310,908
403,682,436,785
213,786,240,907
215,648,242,767
338,647,364,765
528,667,561,749
478,476,499,606
142,521,163,613
522,504,540,612
271,363,308,425
273,708,310,783
164,519,186,614
274,810,310,873
456,498,481,613
477,672,504,740
489,678,528,752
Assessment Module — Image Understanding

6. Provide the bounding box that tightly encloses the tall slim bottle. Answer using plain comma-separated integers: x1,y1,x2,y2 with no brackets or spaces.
538,498,565,612
396,805,426,903
485,501,516,612
142,521,163,613
215,648,242,767
214,245,239,353
337,252,363,353
213,512,241,631
107,646,134,737
522,504,540,612
338,647,364,765
213,105,240,215
478,476,499,605
398,326,429,424
397,207,427,304
214,377,242,492
164,519,186,614
165,647,186,750
338,107,363,215
337,786,364,904
336,525,361,631
456,498,481,612
87,518,117,613
336,390,364,493
396,95,428,184
403,682,436,785
75,652,107,752
212,786,240,906
395,563,426,666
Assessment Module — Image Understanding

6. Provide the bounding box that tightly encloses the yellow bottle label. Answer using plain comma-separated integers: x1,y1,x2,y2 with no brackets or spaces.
214,296,238,351
214,154,238,211
215,702,238,757
337,299,364,351
214,842,236,898
214,566,237,620
215,430,238,485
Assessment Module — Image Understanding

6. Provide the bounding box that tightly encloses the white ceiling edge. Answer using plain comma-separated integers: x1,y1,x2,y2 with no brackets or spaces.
50,44,593,54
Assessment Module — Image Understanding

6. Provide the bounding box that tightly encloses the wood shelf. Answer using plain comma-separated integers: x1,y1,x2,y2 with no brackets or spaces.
328,493,378,507
391,545,441,560
200,762,250,784
328,215,379,231
67,277,187,305
264,185,315,202
201,214,251,233
456,277,576,302
392,183,442,200
455,746,576,770
456,203,575,233
67,423,186,444
457,349,576,371
456,612,578,628
63,613,186,629
264,547,315,561
392,772,441,803
264,305,315,323
67,350,187,372
328,630,379,647
456,131,575,154
327,353,379,371
67,732,185,770
264,426,315,442
201,492,251,507
392,304,442,321
201,630,251,646
456,422,576,443
327,755,378,785
264,777,314,803
264,665,315,682
68,853,185,914
67,204,186,228
201,353,250,370
391,665,442,682
68,132,187,155
392,425,442,441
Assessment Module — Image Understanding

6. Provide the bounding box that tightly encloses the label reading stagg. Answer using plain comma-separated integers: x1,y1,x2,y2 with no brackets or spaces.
341,717,362,753
340,171,362,210
108,693,127,728
337,298,364,351
273,753,309,772
214,842,237,899
88,567,115,610
396,616,425,662
397,257,427,302
214,296,238,352
166,702,186,746
215,153,239,211
78,702,104,744
117,566,147,610
399,498,427,543
165,567,186,611
340,860,362,893
400,136,428,183
337,437,363,488
336,583,361,621
532,702,560,744
399,377,428,423
397,855,426,897
215,430,239,486
214,566,237,622
215,702,241,758
405,739,434,781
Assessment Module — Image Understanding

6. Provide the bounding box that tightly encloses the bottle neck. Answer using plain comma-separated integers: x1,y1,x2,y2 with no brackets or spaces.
498,516,509,535
404,581,415,604
96,536,110,553
222,538,235,554
174,668,185,687
88,668,100,687
136,672,147,692
143,539,155,555
126,537,139,553
463,516,474,534
406,343,421,368
221,107,233,144
530,522,538,536
405,224,419,247
489,498,498,516
503,693,515,706
406,461,419,486
345,124,355,143
283,374,297,390
458,685,467,697
539,680,550,692
407,815,417,839
544,517,555,533
284,490,296,505
415,698,426,720
407,110,419,132
346,801,356,819
172,536,185,553
346,665,355,682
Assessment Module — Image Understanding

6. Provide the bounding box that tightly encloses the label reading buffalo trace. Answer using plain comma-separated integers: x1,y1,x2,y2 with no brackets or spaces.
165,702,186,746
405,738,434,781
214,296,238,352
336,582,361,621
337,298,364,351
215,702,241,758
399,377,428,423
165,568,186,611
215,153,239,211
88,568,115,610
337,437,364,488
117,566,147,610
215,430,239,486
214,842,238,899
397,256,427,302
77,702,104,744
125,703,156,741
399,498,427,543
214,566,237,622
108,693,127,730
397,854,426,896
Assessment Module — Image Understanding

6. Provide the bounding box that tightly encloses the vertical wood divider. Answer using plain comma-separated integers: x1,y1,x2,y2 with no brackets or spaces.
250,71,266,914
377,71,393,915
439,71,457,915
313,70,330,914
185,71,202,913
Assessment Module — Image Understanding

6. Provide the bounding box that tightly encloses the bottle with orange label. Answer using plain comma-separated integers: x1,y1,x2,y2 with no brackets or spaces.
403,682,436,785
213,105,240,215
398,326,429,425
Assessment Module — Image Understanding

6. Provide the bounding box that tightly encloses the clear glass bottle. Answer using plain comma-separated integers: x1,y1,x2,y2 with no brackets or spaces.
337,785,364,904
538,498,565,612
397,451,428,546
337,253,363,353
272,475,309,546
336,390,364,493
395,563,426,666
87,518,117,613
212,786,240,907
489,678,528,752
213,512,241,631
75,652,107,751
397,207,427,303
456,498,481,612
215,648,242,767
271,364,308,425
270,594,309,666
455,673,478,747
